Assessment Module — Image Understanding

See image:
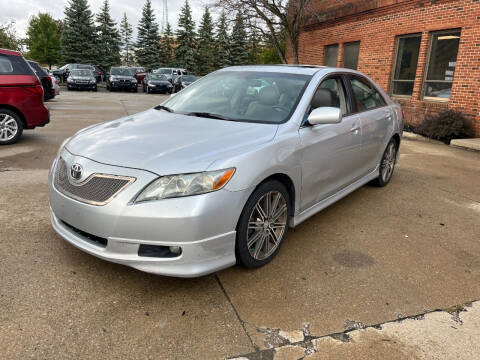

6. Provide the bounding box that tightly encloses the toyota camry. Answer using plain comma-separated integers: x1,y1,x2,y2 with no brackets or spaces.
49,65,403,277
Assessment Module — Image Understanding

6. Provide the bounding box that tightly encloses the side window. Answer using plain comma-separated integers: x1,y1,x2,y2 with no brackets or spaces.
349,76,386,112
0,56,14,74
311,77,348,115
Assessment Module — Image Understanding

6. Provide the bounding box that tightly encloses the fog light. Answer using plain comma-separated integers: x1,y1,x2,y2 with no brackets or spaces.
169,246,182,255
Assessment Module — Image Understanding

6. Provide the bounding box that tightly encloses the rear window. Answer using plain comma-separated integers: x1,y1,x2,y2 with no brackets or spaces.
0,54,34,75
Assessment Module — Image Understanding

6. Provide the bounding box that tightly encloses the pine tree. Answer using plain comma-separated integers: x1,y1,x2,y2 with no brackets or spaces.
196,7,216,75
248,27,261,65
61,0,97,63
119,13,133,66
230,13,249,66
160,23,175,66
215,11,231,69
95,0,120,70
136,0,160,70
175,0,197,72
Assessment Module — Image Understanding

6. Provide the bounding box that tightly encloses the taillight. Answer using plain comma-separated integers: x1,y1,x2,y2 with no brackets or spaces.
24,84,44,98
45,75,52,84
98,71,101,75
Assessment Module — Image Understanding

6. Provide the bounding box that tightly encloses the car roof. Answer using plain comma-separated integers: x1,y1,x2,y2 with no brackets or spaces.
0,48,22,56
219,65,327,75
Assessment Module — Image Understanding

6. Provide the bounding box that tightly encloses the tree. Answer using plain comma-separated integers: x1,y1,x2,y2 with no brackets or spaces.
26,13,61,68
214,11,230,69
95,0,121,69
119,13,133,66
196,7,216,75
160,23,175,66
230,13,249,66
136,0,160,69
175,0,197,72
248,27,261,64
214,0,318,64
61,0,97,63
0,22,22,52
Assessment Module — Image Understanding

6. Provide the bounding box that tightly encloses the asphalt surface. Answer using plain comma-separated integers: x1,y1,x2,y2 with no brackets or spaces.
1,90,479,359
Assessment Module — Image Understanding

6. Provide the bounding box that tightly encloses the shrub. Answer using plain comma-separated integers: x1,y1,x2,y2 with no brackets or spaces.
415,110,474,144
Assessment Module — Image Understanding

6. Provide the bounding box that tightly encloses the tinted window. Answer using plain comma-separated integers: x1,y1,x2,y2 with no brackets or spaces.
0,54,35,75
324,44,338,67
350,76,386,111
343,42,360,70
392,35,421,96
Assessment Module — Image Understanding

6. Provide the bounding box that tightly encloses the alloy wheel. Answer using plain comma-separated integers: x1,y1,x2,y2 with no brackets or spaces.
381,142,396,183
246,190,288,260
0,114,18,142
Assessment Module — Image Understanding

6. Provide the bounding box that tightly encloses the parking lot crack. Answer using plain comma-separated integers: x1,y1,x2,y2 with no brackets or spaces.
215,274,258,352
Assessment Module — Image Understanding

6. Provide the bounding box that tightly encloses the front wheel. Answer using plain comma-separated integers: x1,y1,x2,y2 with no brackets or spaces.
374,139,397,187
236,180,290,269
0,109,23,145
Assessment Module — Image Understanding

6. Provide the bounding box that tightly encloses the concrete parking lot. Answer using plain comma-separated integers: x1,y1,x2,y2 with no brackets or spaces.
1,90,479,359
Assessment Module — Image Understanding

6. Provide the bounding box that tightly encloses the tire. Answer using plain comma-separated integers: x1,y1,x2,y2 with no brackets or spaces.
94,86,97,92
0,108,23,145
373,138,397,187
133,87,138,93
236,180,291,269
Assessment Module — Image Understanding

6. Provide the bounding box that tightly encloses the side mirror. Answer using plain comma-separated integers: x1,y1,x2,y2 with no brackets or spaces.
307,107,342,126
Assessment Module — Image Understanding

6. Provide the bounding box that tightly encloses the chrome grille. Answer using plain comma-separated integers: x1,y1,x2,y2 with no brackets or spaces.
54,157,135,206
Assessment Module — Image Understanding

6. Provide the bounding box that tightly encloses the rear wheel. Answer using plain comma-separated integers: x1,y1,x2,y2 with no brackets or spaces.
236,180,290,269
0,109,23,145
374,139,397,187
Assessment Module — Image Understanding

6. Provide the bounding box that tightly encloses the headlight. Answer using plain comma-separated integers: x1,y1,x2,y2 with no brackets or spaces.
67,78,73,83
135,168,235,203
148,81,154,86
57,137,71,157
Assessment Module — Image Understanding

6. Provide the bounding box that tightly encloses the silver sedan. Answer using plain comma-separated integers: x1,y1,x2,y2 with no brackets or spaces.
49,65,403,277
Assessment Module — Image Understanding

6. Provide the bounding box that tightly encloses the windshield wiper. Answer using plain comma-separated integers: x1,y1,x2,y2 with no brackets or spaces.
186,112,236,121
154,105,174,113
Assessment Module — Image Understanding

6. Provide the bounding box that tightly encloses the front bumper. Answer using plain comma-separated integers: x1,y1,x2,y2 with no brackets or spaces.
68,82,96,89
148,85,172,93
110,82,137,90
48,152,247,277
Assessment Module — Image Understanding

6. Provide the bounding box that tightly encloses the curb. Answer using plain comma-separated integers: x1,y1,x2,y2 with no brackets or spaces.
401,131,443,145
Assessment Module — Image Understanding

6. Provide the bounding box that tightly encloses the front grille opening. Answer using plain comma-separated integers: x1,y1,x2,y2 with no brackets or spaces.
138,244,182,258
61,221,108,248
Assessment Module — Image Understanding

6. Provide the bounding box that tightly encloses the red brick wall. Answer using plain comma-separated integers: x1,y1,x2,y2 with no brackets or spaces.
292,0,480,136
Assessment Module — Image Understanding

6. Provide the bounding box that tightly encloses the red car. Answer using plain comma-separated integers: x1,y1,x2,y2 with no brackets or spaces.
130,67,146,84
0,48,49,145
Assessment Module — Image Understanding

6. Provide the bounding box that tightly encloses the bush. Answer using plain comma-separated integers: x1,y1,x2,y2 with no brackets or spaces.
415,110,474,144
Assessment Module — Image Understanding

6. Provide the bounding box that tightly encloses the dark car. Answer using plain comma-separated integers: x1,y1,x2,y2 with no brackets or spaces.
0,49,49,145
173,74,201,93
152,67,188,84
142,73,173,94
130,67,147,84
107,67,138,92
27,60,55,101
52,63,97,82
85,63,104,82
66,69,97,91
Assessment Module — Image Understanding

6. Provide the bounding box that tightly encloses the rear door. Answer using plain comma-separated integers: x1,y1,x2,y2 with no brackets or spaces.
347,75,393,174
299,75,363,211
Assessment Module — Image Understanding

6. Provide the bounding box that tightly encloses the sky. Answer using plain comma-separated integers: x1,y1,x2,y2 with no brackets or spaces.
0,0,209,38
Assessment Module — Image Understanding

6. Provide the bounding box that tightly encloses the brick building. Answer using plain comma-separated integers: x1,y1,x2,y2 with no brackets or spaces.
291,0,480,136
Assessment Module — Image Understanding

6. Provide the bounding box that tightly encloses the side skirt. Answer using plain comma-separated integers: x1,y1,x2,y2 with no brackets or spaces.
290,168,379,228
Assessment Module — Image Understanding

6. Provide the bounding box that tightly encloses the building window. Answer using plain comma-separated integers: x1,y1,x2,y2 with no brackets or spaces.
423,29,461,100
391,34,421,97
343,42,360,70
324,44,338,67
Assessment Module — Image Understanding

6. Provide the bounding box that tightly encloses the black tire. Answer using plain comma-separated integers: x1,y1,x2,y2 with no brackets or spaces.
373,138,398,187
0,108,23,145
236,180,291,269
133,87,138,93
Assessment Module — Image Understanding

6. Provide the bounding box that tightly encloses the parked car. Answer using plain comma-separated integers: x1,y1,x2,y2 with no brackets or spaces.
152,67,187,84
27,60,55,101
173,74,201,93
84,63,104,82
49,65,402,277
52,63,97,82
43,68,60,96
130,66,147,84
66,69,97,91
142,73,173,94
0,48,49,145
106,67,137,92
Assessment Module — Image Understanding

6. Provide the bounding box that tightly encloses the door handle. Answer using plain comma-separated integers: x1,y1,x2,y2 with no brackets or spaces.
350,125,360,134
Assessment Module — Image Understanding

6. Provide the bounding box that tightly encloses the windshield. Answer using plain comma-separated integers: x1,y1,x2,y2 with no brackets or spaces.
183,75,199,82
163,71,311,124
156,68,172,75
111,68,134,76
150,74,168,81
71,69,93,77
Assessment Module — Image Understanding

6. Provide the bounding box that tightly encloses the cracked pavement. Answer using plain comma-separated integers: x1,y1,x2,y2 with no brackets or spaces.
1,91,479,359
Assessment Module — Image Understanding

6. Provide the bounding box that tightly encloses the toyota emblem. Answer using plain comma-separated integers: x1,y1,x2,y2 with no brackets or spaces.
70,163,83,182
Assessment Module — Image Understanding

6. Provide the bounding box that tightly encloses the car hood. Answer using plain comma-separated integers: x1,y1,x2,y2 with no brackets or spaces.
70,76,94,80
66,109,278,175
111,76,135,80
148,80,171,85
